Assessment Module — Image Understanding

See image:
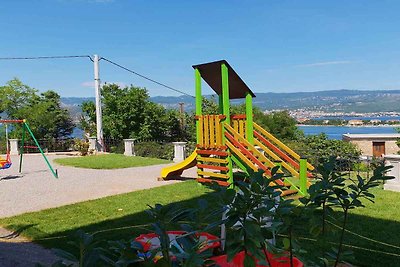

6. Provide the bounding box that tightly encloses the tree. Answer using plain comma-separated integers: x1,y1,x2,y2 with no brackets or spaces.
80,84,184,141
0,79,74,139
257,110,302,141
293,133,361,166
0,78,38,116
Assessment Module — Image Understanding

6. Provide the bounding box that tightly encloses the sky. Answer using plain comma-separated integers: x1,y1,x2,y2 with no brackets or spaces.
0,0,400,97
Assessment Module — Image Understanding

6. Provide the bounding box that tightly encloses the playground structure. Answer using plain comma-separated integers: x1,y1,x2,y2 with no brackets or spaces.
0,119,58,178
161,60,314,196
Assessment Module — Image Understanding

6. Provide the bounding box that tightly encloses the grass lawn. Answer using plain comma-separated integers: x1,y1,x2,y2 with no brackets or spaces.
0,182,399,266
54,154,171,169
0,181,212,251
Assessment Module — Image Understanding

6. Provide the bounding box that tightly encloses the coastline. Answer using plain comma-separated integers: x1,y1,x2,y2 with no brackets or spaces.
297,124,399,128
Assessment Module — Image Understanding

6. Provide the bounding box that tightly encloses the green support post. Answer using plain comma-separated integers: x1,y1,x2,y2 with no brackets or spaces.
299,157,308,195
195,68,202,145
221,63,233,187
19,123,25,173
221,64,231,124
24,121,58,178
245,92,254,144
218,94,224,114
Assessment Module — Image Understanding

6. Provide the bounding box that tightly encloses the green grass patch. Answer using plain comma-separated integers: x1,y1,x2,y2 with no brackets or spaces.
0,181,211,248
54,154,171,169
300,187,400,266
0,182,399,266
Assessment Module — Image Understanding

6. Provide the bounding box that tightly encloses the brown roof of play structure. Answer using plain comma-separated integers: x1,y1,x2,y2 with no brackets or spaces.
192,60,256,99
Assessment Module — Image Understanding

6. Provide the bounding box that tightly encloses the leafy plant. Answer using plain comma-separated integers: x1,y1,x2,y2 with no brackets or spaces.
35,230,112,267
73,139,90,156
220,168,300,266
306,157,394,266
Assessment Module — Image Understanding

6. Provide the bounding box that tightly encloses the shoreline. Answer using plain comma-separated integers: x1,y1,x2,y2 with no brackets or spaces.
297,124,399,128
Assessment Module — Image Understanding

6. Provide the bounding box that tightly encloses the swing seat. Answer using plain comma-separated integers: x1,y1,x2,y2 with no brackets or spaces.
0,161,11,169
0,155,12,170
0,160,11,169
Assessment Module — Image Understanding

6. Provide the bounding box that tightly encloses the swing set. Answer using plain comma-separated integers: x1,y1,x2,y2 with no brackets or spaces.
0,119,58,178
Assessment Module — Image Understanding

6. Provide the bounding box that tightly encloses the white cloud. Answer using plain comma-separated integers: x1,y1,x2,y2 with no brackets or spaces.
297,60,355,67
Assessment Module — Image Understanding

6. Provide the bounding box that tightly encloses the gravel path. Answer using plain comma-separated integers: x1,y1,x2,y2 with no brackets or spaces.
0,154,196,218
0,154,196,266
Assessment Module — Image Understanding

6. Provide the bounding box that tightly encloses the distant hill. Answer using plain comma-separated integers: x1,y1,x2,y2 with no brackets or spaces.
60,89,400,115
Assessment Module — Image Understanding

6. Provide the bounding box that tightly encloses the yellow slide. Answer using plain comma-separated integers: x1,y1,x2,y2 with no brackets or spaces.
160,151,197,180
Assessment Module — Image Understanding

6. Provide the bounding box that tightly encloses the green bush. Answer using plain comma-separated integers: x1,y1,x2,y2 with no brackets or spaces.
73,139,90,156
291,133,361,167
108,142,124,154
135,141,174,160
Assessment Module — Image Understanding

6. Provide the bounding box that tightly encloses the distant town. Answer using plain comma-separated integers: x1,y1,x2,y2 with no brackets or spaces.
285,109,400,126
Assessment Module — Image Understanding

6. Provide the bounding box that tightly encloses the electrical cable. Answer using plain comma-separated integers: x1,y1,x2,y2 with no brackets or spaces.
0,54,194,97
101,57,194,98
0,55,91,60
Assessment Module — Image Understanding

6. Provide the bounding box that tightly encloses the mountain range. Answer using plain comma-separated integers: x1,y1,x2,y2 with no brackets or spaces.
61,89,400,120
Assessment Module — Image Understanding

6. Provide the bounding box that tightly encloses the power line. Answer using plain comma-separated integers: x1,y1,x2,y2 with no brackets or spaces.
0,55,91,60
0,54,194,98
101,57,194,98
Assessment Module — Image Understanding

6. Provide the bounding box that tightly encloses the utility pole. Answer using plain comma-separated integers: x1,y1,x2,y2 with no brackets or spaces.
93,54,104,152
178,102,185,129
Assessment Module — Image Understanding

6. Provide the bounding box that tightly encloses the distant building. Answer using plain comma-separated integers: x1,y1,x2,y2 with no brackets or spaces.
342,133,400,157
296,118,308,123
370,119,381,124
348,119,363,126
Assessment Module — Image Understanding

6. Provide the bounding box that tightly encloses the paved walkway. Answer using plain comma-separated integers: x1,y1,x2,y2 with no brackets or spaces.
0,154,196,218
0,154,196,266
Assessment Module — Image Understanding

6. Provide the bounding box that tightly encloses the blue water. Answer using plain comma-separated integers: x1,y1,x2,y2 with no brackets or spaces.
72,128,84,138
299,125,398,140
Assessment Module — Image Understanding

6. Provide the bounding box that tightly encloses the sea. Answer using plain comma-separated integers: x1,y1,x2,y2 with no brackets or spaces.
71,117,400,140
299,115,400,139
298,125,398,140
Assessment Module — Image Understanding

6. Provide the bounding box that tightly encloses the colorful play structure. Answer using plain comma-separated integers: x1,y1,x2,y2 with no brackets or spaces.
161,60,314,196
0,119,58,178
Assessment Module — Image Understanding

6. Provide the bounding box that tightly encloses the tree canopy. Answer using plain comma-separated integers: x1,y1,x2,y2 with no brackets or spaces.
80,84,186,141
0,78,74,139
291,133,361,166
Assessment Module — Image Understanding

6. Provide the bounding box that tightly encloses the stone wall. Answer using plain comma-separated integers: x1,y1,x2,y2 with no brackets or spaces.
386,141,399,155
348,140,399,156
349,140,370,156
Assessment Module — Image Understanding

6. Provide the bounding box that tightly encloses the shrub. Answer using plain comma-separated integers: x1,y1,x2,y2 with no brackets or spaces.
135,141,173,160
73,139,90,156
292,133,361,168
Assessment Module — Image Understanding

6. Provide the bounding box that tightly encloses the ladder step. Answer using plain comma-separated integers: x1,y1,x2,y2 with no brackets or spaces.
197,178,230,187
197,145,227,150
197,150,229,157
197,164,229,172
198,170,229,179
280,189,298,197
197,156,228,164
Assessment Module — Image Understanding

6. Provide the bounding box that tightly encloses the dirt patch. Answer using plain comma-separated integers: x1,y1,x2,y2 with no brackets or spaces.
0,227,59,267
